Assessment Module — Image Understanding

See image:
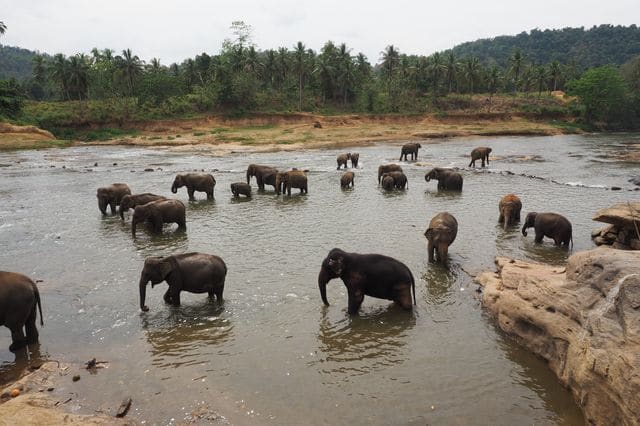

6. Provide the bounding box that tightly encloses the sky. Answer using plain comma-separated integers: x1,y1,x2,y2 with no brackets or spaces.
0,0,637,65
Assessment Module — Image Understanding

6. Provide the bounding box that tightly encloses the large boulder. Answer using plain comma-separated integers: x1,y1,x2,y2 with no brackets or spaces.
591,202,640,250
476,247,640,425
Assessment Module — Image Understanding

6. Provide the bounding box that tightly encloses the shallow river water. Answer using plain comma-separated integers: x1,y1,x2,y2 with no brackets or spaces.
1,134,639,424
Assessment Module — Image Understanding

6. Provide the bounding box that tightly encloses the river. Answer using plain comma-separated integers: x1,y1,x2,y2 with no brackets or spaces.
1,134,638,424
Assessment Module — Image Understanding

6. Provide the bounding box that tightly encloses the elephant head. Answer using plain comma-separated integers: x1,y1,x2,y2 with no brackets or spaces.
317,248,347,306
424,168,441,182
96,188,112,214
131,203,154,236
138,256,178,311
521,212,537,236
119,195,133,219
171,175,185,194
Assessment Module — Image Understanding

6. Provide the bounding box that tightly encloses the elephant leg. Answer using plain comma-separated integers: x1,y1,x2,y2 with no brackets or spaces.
469,159,474,167
427,241,435,262
9,326,27,352
208,290,216,300
170,290,181,307
347,290,364,315
498,213,504,223
207,190,213,200
188,188,195,200
393,284,413,310
486,155,490,165
534,231,544,244
109,201,117,215
163,289,173,304
25,309,39,343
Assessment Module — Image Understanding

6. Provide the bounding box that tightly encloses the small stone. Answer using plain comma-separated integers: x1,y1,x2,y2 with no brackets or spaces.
72,375,81,382
10,389,20,398
113,163,117,166
144,168,154,172
94,162,98,167
611,186,622,191
630,239,640,250
47,387,54,392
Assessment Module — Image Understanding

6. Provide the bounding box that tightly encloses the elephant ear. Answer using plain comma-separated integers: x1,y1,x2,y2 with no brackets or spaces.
424,228,434,240
327,255,344,275
159,257,176,281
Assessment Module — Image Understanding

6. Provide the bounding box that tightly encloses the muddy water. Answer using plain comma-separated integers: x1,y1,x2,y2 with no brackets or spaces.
0,134,638,424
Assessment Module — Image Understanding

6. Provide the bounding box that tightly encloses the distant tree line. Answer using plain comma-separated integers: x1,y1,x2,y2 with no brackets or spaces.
1,21,639,129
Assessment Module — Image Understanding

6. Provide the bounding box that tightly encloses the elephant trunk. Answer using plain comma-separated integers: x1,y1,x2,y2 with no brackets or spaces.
318,268,330,306
246,170,251,184
120,206,126,220
171,183,178,194
503,209,511,230
521,223,529,236
438,242,449,264
425,174,431,182
139,275,149,311
98,197,108,214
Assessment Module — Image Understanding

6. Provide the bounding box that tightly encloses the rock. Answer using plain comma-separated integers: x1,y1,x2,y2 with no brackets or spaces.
593,202,640,230
612,242,630,250
593,236,610,246
72,375,80,382
115,397,132,418
630,239,640,250
629,177,640,187
143,168,154,172
313,121,322,128
476,247,640,425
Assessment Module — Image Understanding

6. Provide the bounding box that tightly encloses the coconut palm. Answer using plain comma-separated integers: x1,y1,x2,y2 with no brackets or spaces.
68,54,90,100
445,52,459,93
117,49,143,94
50,53,70,100
32,54,47,85
0,21,6,35
293,41,309,110
534,66,548,96
463,57,480,93
263,49,277,88
429,52,446,99
509,49,524,92
380,45,400,81
487,65,501,112
548,61,561,91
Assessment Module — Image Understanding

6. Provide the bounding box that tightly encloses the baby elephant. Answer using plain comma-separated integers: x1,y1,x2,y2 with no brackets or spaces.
350,152,360,168
498,194,522,229
131,199,186,236
0,271,43,352
171,173,216,200
381,171,408,189
424,212,458,265
138,252,227,312
381,175,395,191
318,248,416,314
231,182,252,198
424,168,463,191
522,212,573,247
337,153,351,170
120,193,166,220
469,147,492,167
340,171,355,188
97,183,131,215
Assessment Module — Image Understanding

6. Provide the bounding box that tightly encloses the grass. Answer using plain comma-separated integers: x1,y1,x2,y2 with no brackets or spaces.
193,132,206,136
49,127,138,142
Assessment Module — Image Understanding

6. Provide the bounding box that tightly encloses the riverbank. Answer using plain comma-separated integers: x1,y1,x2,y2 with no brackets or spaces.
0,112,580,152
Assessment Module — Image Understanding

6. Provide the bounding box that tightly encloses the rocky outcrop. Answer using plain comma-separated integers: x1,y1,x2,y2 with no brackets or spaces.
0,362,133,425
0,122,55,139
591,202,640,250
476,248,640,425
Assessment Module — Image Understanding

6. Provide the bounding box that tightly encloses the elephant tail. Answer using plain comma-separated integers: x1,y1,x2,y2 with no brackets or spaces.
35,284,44,326
409,269,416,305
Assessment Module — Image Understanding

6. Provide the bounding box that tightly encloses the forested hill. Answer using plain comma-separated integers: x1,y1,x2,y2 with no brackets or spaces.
446,25,640,69
0,44,39,80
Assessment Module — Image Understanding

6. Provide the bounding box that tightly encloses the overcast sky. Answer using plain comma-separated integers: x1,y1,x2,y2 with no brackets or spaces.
1,0,637,65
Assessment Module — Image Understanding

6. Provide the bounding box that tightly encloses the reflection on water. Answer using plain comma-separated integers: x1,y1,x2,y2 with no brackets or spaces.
1,134,637,424
0,344,47,387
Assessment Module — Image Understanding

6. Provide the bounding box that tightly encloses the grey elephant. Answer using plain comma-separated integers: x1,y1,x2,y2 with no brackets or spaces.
381,171,408,189
469,147,492,167
138,252,227,312
522,212,572,246
424,168,463,191
318,248,416,314
231,182,252,198
498,194,522,229
171,173,215,200
400,143,422,161
424,212,458,265
276,169,308,196
97,183,131,215
132,199,186,236
246,164,279,190
337,153,351,170
119,193,166,220
350,152,360,168
378,164,403,184
340,171,355,188
1,271,43,352
381,175,395,190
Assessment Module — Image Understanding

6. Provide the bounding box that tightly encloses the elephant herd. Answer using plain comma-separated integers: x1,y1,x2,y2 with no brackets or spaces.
1,143,574,353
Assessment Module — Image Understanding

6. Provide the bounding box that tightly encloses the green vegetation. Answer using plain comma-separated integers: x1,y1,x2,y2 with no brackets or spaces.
0,22,639,133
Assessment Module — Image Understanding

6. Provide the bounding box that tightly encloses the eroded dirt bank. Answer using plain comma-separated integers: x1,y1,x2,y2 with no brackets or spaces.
476,247,640,425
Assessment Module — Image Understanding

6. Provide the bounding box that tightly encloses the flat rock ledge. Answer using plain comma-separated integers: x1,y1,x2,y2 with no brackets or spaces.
0,361,133,425
476,247,640,425
592,202,640,250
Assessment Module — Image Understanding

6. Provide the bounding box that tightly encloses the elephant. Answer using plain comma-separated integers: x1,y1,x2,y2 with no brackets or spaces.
381,171,408,189
97,183,131,215
340,171,355,188
424,168,463,191
138,252,227,312
131,199,186,236
171,173,215,200
378,164,403,184
230,182,252,198
522,212,573,246
424,212,458,265
498,194,522,229
119,193,166,220
318,248,416,314
276,169,308,196
246,164,279,191
0,271,43,352
350,152,360,168
400,143,422,161
469,146,492,167
337,153,351,170
381,175,395,190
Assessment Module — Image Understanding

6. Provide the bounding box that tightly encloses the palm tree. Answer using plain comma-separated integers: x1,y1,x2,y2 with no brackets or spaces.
117,49,143,94
463,57,480,93
149,58,162,71
548,61,561,91
429,52,446,99
313,52,335,105
263,49,277,88
445,52,459,93
276,47,289,91
50,53,70,100
32,54,47,85
293,41,308,110
0,21,6,35
534,66,547,96
68,54,90,100
381,45,400,103
486,65,501,112
509,49,524,92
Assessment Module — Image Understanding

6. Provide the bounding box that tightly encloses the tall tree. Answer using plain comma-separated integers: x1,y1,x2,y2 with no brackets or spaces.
570,65,629,126
548,61,561,91
463,56,480,93
67,54,90,100
293,41,309,110
50,53,70,100
487,65,501,112
534,66,547,96
117,49,143,94
381,45,400,106
445,52,459,93
429,52,446,99
509,49,524,92
0,21,6,35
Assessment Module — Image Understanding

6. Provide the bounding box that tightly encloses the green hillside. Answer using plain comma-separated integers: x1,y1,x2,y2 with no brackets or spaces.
0,44,39,80
446,24,640,69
